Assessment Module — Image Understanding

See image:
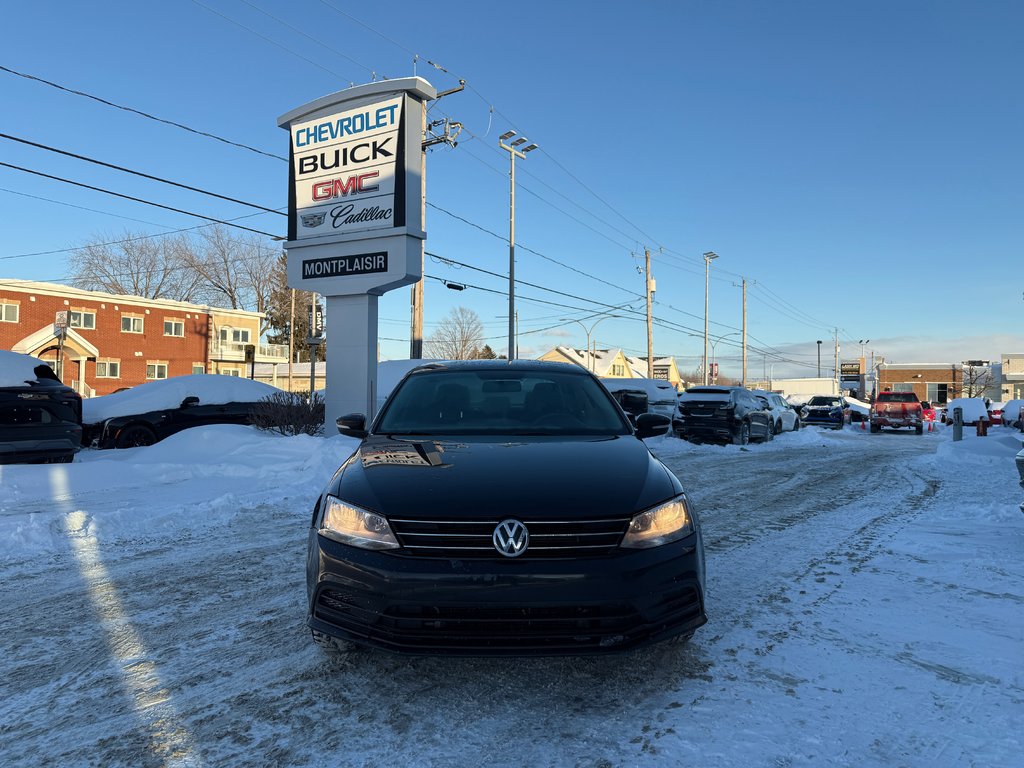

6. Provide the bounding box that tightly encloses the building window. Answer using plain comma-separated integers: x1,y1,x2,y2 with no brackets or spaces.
96,360,121,378
69,310,96,330
146,363,168,380
121,315,144,333
611,364,624,376
891,383,914,392
222,368,242,377
164,319,185,337
220,328,250,344
0,303,18,323
926,383,949,404
192,364,205,375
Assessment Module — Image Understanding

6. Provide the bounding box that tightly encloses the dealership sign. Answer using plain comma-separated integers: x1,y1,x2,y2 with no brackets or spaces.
279,78,436,297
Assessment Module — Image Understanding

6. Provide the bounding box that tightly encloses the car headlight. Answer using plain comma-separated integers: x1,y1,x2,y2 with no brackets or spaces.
319,495,400,550
621,495,695,549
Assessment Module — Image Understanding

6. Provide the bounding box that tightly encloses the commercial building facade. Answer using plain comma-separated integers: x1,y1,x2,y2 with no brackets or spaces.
877,363,961,404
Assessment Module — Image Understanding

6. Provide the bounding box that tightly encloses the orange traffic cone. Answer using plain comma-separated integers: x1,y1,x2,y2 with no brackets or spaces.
928,421,933,432
860,420,866,430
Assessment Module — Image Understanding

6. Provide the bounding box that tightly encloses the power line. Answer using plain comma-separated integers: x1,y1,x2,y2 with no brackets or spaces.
0,64,285,161
0,161,282,239
0,206,286,262
0,132,286,216
0,185,177,231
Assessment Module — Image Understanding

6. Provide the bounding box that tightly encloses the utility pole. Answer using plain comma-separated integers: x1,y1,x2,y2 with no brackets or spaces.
645,248,654,378
834,328,840,394
741,278,747,388
408,83,464,358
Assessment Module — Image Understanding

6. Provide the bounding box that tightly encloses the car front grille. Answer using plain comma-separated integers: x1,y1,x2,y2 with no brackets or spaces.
387,516,631,559
314,587,704,653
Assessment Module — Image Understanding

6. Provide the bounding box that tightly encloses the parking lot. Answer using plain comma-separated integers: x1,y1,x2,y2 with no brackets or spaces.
1,425,1021,767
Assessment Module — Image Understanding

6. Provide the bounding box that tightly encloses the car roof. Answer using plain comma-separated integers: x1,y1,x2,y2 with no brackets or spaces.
407,360,588,375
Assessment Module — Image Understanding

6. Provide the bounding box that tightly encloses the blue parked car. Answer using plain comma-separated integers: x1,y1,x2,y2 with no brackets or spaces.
801,395,848,429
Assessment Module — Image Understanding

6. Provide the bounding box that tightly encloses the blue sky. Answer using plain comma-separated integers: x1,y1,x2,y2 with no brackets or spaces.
2,1,1021,377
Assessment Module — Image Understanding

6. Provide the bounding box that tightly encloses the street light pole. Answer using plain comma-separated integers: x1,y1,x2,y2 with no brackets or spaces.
709,331,742,383
499,131,538,361
562,315,620,372
817,340,822,378
702,251,718,385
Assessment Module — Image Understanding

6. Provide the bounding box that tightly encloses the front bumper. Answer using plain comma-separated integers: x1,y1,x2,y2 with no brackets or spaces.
803,416,844,429
307,531,706,656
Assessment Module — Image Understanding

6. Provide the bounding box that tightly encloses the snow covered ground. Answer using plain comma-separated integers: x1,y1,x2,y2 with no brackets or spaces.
1,423,1021,766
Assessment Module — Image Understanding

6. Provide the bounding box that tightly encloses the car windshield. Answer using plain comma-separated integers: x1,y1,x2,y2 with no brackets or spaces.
375,369,631,436
807,396,842,406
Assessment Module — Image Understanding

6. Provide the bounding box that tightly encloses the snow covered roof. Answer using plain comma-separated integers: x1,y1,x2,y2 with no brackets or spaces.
545,346,630,378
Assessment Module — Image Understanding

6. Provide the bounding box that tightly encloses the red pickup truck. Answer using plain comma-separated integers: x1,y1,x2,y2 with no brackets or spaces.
870,391,924,434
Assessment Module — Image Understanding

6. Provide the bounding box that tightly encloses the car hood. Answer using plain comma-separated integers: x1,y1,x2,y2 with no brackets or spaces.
328,434,680,520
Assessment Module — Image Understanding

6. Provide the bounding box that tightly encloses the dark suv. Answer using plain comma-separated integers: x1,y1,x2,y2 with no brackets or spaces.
0,351,83,464
308,360,706,655
677,386,773,445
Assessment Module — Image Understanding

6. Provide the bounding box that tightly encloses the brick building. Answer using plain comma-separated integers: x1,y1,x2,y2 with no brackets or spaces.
0,280,285,396
877,363,961,404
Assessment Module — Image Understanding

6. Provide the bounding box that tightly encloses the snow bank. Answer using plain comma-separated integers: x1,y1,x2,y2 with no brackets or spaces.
845,396,870,416
82,374,283,423
0,425,359,561
0,350,51,387
933,430,1024,466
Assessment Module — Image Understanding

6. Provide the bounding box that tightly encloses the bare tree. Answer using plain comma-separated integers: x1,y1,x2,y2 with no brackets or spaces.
963,364,995,398
68,231,203,301
426,307,485,360
182,225,278,333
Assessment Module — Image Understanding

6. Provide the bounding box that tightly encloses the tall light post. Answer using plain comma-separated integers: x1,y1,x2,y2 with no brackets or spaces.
499,130,538,360
816,340,823,378
561,315,621,372
702,251,718,384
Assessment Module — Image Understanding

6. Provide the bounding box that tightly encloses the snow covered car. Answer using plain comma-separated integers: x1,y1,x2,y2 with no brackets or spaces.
751,390,801,432
601,377,681,430
942,398,990,426
308,360,707,655
802,395,848,429
0,350,83,464
83,375,283,448
1001,399,1024,429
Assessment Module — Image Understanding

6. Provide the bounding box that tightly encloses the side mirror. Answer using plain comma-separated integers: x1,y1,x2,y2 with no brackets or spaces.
635,413,671,439
336,413,368,438
180,396,200,408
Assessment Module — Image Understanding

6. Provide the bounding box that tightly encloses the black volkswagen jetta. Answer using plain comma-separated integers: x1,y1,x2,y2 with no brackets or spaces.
306,360,707,656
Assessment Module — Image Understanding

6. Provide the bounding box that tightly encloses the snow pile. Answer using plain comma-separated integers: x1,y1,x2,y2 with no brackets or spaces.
82,374,283,423
933,429,1024,467
0,425,358,560
0,350,51,387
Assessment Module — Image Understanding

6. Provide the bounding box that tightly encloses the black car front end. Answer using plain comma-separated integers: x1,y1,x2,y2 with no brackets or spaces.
802,404,845,429
306,361,707,656
307,493,706,656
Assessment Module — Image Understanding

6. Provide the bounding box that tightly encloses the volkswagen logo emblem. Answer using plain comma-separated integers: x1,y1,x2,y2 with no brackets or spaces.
493,519,529,558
